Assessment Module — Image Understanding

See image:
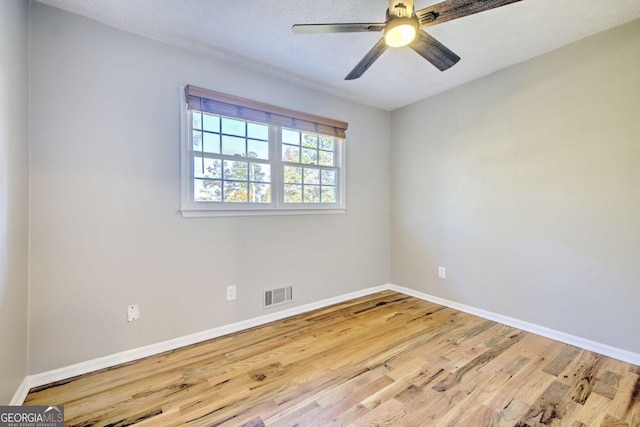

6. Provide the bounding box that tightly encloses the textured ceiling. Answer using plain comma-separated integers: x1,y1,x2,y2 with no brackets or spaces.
35,0,640,111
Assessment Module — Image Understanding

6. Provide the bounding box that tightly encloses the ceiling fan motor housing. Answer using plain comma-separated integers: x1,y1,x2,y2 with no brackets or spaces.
389,0,415,18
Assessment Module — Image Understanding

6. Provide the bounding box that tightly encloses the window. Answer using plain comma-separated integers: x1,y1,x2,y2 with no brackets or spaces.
181,85,348,217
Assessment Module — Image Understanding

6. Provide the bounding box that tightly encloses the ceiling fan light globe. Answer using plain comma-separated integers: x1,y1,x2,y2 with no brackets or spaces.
385,24,416,47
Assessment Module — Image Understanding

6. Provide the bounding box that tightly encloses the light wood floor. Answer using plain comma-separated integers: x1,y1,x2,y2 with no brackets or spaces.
25,291,640,426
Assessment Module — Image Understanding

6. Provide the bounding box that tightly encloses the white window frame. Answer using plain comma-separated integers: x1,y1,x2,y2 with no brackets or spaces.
179,88,347,218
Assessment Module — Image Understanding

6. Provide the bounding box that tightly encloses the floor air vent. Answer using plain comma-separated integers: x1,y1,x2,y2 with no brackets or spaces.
264,286,293,308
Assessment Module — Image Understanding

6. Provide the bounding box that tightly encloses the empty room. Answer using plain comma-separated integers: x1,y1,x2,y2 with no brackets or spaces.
1,0,640,425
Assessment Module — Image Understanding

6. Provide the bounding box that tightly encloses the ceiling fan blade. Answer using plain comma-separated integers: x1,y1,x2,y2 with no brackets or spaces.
416,0,523,28
292,23,385,34
409,30,461,71
345,38,388,80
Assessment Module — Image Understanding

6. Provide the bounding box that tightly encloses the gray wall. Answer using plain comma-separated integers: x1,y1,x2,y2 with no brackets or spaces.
28,4,390,374
0,0,30,404
391,20,640,353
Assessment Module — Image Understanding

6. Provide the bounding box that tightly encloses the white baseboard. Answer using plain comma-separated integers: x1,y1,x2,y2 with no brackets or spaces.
9,377,30,406
13,283,640,404
388,284,640,366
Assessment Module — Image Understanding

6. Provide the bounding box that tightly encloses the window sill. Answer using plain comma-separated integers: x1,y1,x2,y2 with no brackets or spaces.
179,207,347,218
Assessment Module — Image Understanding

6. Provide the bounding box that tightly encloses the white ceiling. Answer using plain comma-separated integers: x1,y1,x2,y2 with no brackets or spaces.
35,0,640,111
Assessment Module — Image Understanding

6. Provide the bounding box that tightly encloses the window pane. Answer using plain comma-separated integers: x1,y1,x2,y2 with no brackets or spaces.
194,156,204,178
321,186,336,203
222,135,246,157
250,163,270,183
301,148,318,165
192,112,202,130
284,184,302,203
248,122,268,140
301,133,318,148
194,179,222,202
224,181,248,202
203,158,222,179
321,169,336,185
193,130,203,152
319,136,334,151
222,117,246,136
282,129,300,145
249,183,271,203
282,144,300,162
202,113,219,133
303,185,320,203
203,132,220,154
319,150,334,166
248,139,269,160
223,160,248,181
303,168,320,185
284,166,302,184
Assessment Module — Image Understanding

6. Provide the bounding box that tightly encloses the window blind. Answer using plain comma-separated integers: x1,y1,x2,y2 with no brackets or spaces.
185,85,348,139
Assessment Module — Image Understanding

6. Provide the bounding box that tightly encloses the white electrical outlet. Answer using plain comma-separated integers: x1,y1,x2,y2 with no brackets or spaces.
438,266,447,279
127,304,140,322
227,286,237,301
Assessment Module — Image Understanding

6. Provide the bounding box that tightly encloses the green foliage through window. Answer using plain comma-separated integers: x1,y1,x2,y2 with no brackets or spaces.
280,128,338,205
192,112,271,204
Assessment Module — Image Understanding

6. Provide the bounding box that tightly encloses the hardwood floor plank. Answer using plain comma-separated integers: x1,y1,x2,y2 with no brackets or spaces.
491,398,530,426
517,379,573,425
483,341,564,409
436,365,520,425
594,371,623,400
567,392,610,426
432,330,526,393
543,345,583,376
23,291,640,426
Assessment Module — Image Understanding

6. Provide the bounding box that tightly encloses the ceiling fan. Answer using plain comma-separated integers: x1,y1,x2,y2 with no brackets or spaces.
292,0,523,80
